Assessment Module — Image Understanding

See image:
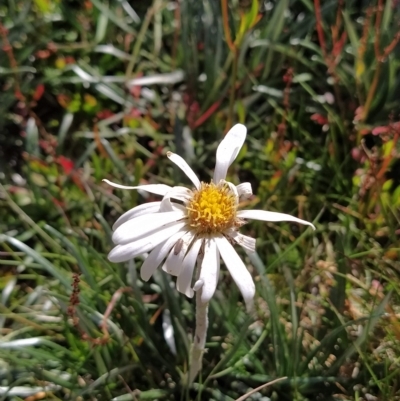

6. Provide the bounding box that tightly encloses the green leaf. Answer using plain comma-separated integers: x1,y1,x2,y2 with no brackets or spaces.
2,235,70,289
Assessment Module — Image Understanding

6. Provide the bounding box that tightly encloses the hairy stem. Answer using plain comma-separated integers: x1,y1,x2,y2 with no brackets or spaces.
188,254,208,385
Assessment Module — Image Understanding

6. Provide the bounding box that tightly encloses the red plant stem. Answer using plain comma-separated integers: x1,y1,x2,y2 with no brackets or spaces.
362,62,381,121
381,30,400,61
361,0,400,121
101,287,132,335
220,0,238,130
332,31,347,58
225,52,238,132
221,0,236,53
359,6,373,62
314,0,327,59
193,100,221,128
374,0,384,59
376,131,399,180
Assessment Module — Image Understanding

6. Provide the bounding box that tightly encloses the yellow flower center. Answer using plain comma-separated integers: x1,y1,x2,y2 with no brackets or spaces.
186,182,238,234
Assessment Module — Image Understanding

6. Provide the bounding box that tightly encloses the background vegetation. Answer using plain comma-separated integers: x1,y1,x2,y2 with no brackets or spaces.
1,0,399,400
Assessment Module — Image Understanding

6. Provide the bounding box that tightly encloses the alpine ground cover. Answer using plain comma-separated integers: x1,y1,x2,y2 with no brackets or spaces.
0,0,399,400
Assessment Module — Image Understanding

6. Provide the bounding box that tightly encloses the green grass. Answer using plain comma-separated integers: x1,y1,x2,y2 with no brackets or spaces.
1,0,400,400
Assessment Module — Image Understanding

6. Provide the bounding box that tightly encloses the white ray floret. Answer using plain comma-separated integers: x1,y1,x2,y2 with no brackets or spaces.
163,186,193,201
214,234,255,312
112,202,162,230
102,179,171,196
213,124,247,183
167,151,201,189
176,239,203,297
236,182,252,198
197,239,220,304
237,209,315,230
226,230,256,253
162,231,195,276
112,211,185,245
140,228,188,281
108,221,186,263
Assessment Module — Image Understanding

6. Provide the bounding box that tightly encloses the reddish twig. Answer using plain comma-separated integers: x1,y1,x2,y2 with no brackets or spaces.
314,0,327,59
100,287,132,337
221,0,236,53
277,67,294,141
361,2,400,120
374,0,384,59
381,30,400,61
376,127,399,180
67,273,132,347
193,100,222,128
0,24,25,101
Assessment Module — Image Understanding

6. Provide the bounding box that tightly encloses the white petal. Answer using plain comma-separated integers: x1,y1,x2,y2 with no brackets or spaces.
193,279,204,291
167,151,201,189
140,228,187,281
108,222,186,263
214,234,255,312
176,238,202,298
223,180,239,204
112,202,162,230
162,309,177,355
158,197,186,213
103,179,171,196
159,197,174,212
162,231,195,275
226,230,256,253
237,209,315,230
164,186,193,202
171,203,186,213
213,124,247,183
236,182,252,198
198,238,220,304
112,211,185,245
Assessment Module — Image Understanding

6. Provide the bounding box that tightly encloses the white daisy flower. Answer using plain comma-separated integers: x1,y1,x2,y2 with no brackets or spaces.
104,124,315,311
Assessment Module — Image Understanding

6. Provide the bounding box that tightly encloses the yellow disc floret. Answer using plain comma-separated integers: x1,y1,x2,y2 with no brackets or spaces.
186,182,237,234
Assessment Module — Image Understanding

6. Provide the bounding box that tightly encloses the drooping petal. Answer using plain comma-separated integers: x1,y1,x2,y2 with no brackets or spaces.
108,222,186,263
214,234,255,312
176,238,203,298
140,228,187,281
159,197,186,213
159,197,174,212
236,182,252,199
171,203,186,212
226,230,256,253
213,124,247,183
164,186,193,202
103,179,171,196
113,202,162,230
237,209,315,230
112,211,185,245
162,231,195,276
224,181,239,205
167,151,201,189
198,238,220,304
